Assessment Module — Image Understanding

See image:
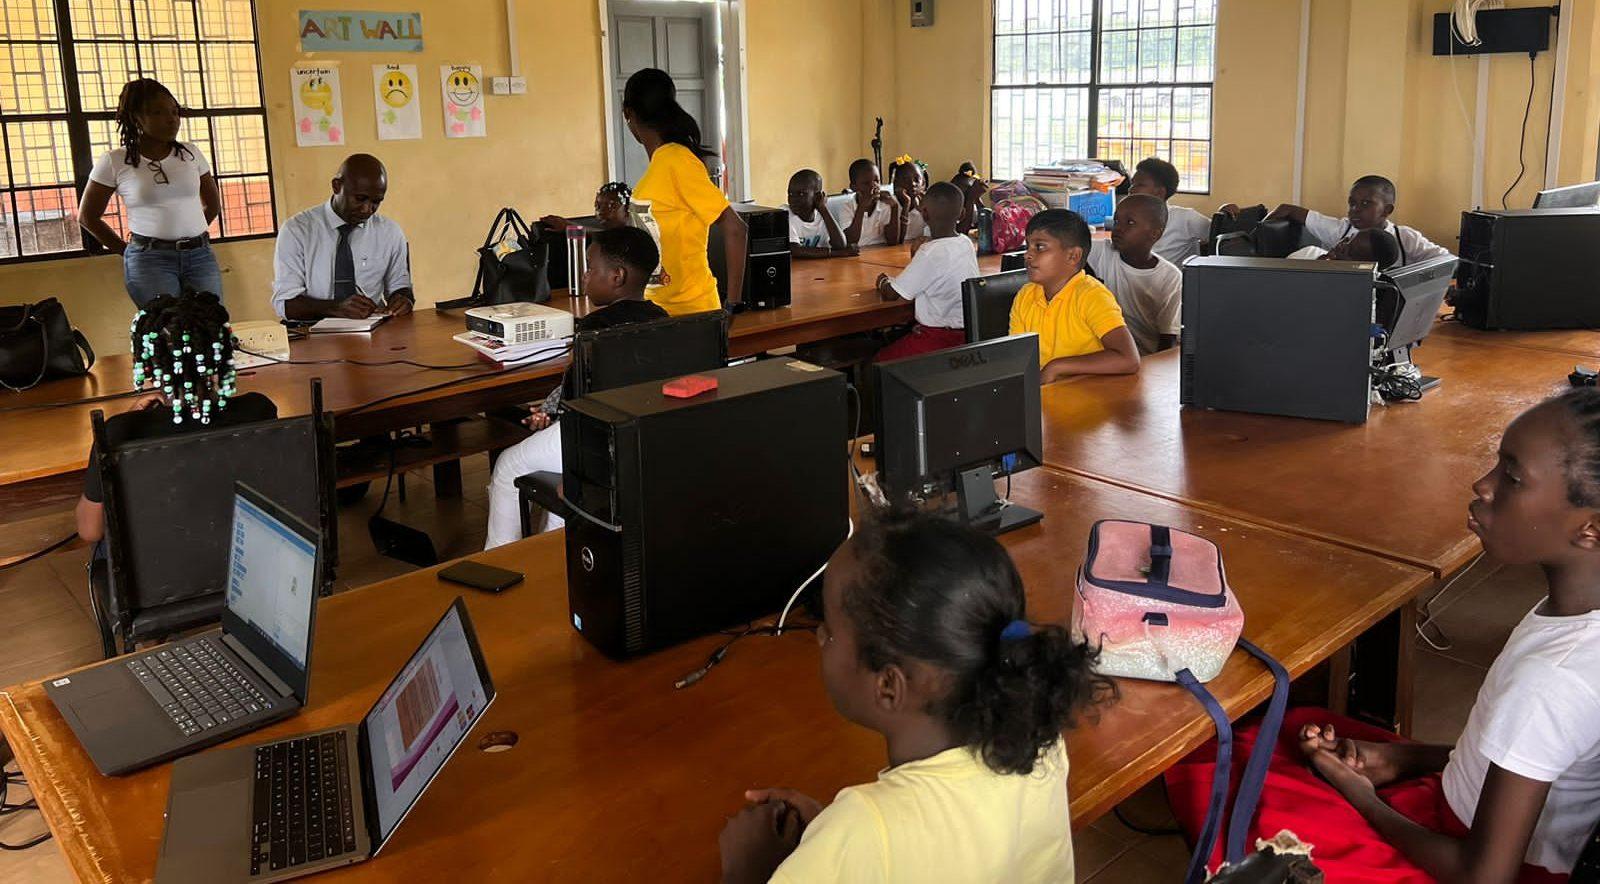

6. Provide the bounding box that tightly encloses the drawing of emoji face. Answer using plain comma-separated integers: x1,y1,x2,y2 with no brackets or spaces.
446,69,480,107
300,75,334,115
381,70,412,108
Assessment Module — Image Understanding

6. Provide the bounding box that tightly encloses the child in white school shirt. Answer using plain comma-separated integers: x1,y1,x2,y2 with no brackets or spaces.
1128,156,1214,266
1087,194,1182,355
786,169,856,260
872,183,980,361
832,158,901,248
1227,174,1452,267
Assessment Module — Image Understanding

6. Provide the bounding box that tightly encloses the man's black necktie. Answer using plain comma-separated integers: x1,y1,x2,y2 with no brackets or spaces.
334,222,357,298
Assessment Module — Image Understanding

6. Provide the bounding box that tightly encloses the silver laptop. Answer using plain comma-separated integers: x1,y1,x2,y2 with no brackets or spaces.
155,597,494,882
46,484,320,775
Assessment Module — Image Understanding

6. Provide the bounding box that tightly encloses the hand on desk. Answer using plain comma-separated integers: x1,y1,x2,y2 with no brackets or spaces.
330,294,378,319
386,295,413,318
719,794,811,884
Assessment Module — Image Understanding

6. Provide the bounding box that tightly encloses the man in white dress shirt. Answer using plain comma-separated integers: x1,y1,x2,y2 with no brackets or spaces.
271,154,414,320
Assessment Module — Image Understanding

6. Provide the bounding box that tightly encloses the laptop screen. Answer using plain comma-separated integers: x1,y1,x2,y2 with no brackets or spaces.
362,601,492,846
226,492,318,669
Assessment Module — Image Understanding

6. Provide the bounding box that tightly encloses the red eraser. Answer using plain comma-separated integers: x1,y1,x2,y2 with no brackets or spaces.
663,375,718,398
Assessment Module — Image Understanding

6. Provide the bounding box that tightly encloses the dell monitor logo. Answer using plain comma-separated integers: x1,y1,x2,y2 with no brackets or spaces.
947,350,989,371
580,547,596,572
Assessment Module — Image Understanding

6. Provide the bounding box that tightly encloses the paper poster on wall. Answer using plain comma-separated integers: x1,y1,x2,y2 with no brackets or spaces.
439,65,485,138
290,64,345,147
299,10,424,52
373,64,421,140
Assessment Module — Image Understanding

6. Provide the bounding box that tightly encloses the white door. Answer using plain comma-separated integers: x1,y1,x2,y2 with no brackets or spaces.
609,0,722,187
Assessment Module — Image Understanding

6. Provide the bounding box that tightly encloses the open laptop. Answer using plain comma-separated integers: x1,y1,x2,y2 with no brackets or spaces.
155,597,495,882
46,483,321,776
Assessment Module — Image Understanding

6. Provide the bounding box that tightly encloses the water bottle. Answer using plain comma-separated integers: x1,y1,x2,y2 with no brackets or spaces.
566,225,586,298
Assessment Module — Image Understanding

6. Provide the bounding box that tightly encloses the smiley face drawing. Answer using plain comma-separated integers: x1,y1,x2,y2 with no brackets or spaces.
446,69,480,108
380,69,412,108
300,75,334,115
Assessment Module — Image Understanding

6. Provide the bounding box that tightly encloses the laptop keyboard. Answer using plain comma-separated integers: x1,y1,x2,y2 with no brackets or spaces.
251,731,358,875
126,638,275,737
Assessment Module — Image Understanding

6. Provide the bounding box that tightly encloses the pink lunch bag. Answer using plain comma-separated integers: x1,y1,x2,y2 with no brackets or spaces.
1073,519,1290,884
989,194,1046,254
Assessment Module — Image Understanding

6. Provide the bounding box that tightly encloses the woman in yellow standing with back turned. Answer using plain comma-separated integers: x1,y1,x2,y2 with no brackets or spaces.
622,67,747,314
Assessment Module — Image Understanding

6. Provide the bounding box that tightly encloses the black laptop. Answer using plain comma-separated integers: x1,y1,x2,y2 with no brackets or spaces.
46,484,321,775
155,598,495,882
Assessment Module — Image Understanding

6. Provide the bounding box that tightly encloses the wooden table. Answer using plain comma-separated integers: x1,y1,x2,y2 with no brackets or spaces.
1035,335,1572,577
0,255,942,490
1430,313,1600,360
0,467,1428,883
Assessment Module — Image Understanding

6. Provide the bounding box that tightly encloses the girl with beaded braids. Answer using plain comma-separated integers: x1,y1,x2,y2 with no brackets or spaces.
718,510,1112,884
78,78,223,307
75,291,277,543
539,181,634,235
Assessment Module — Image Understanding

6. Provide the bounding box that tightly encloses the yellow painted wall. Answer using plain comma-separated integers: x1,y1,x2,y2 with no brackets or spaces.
0,0,864,357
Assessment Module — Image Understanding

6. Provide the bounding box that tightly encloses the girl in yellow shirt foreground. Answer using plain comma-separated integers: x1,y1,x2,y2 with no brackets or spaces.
718,511,1112,883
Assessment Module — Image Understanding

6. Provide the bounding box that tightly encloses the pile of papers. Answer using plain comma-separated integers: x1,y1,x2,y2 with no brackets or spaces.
452,331,569,365
1022,161,1124,194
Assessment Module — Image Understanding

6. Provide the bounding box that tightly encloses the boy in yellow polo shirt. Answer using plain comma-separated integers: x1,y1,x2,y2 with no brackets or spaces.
1008,209,1141,383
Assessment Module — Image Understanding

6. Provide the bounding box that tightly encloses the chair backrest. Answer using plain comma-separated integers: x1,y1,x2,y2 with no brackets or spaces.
99,414,331,617
1251,218,1309,258
962,269,1029,343
999,250,1026,272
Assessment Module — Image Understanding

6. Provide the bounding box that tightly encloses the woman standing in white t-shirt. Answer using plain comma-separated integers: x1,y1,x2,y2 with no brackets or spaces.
78,79,222,307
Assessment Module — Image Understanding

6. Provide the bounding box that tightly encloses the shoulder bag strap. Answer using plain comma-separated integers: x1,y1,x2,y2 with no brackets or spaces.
1148,524,1174,584
73,329,95,372
1176,667,1234,884
1223,637,1292,864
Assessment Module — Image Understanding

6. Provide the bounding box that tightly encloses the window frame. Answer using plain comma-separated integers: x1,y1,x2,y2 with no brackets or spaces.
0,0,277,266
988,0,1216,195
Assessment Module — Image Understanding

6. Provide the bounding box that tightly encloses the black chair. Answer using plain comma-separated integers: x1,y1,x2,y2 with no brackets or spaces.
1574,813,1600,883
1211,217,1308,259
88,381,335,657
999,250,1026,272
961,269,1029,343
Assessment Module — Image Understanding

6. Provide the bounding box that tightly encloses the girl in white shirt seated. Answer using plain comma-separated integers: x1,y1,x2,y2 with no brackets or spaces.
718,510,1112,884
78,78,222,307
1167,389,1600,882
887,155,931,242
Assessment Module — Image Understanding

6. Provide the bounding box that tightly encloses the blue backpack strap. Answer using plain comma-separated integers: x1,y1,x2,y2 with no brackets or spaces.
1175,667,1232,884
1223,637,1292,864
1149,524,1174,584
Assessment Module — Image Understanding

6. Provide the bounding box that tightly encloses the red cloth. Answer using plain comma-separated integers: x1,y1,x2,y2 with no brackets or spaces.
1164,708,1569,883
873,324,967,362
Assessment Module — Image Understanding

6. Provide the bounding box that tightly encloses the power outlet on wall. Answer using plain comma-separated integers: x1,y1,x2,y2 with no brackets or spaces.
911,0,934,27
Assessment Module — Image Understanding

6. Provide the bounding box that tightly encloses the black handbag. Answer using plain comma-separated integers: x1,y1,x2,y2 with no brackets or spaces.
0,297,95,391
472,208,550,305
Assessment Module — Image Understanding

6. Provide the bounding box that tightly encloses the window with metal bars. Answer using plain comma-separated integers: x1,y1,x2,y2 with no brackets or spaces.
0,0,274,263
991,0,1216,193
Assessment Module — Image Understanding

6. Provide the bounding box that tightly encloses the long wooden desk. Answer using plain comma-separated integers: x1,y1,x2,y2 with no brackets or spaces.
2,249,1002,490
1036,335,1571,577
0,467,1428,883
1430,313,1600,360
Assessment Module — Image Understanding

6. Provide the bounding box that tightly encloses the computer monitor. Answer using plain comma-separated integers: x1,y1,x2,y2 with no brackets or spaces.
1000,251,1026,272
568,310,729,398
1534,181,1600,210
873,334,1043,534
961,269,1028,343
1375,254,1458,393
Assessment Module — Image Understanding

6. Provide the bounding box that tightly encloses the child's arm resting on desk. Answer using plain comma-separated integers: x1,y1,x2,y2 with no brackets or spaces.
1041,326,1140,383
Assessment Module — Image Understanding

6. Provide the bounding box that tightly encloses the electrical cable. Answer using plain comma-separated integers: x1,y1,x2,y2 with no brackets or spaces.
0,388,145,415
340,344,571,418
1415,552,1488,652
1501,52,1538,209
674,621,819,690
0,769,50,851
235,347,494,372
0,533,75,573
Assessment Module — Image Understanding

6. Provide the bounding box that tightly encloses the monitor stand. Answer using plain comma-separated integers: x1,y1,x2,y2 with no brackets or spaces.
956,466,1043,535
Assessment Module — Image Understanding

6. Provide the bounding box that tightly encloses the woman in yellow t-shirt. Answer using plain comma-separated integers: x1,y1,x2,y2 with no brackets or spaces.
623,68,746,315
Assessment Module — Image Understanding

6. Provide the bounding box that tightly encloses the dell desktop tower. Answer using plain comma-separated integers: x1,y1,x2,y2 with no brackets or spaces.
1454,208,1600,330
558,357,848,658
710,202,792,310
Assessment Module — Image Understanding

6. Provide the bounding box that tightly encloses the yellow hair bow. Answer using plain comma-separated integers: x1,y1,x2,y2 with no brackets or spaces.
893,154,915,166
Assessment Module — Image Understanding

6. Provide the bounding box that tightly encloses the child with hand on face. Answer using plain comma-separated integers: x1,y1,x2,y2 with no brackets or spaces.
539,181,632,234
483,226,667,548
873,182,980,360
832,158,902,248
786,169,855,260
1127,156,1212,266
717,511,1111,884
888,156,931,242
1010,209,1141,383
1088,193,1182,355
1167,389,1600,882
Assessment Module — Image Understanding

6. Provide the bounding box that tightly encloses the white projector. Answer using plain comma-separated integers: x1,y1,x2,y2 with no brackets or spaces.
464,302,574,344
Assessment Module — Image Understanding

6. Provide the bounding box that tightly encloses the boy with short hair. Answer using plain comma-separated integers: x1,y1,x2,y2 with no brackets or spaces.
832,158,901,248
873,182,981,360
484,226,668,547
1009,209,1141,384
1088,194,1182,355
1288,227,1402,269
787,169,855,260
1253,174,1451,266
1129,157,1212,265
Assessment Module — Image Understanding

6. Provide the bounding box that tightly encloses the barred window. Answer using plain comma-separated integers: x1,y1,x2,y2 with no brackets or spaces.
991,0,1216,192
0,0,274,262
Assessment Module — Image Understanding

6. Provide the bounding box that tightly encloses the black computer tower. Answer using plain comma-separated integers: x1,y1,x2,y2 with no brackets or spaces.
1454,208,1600,330
710,202,791,310
1180,257,1376,423
559,357,848,658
